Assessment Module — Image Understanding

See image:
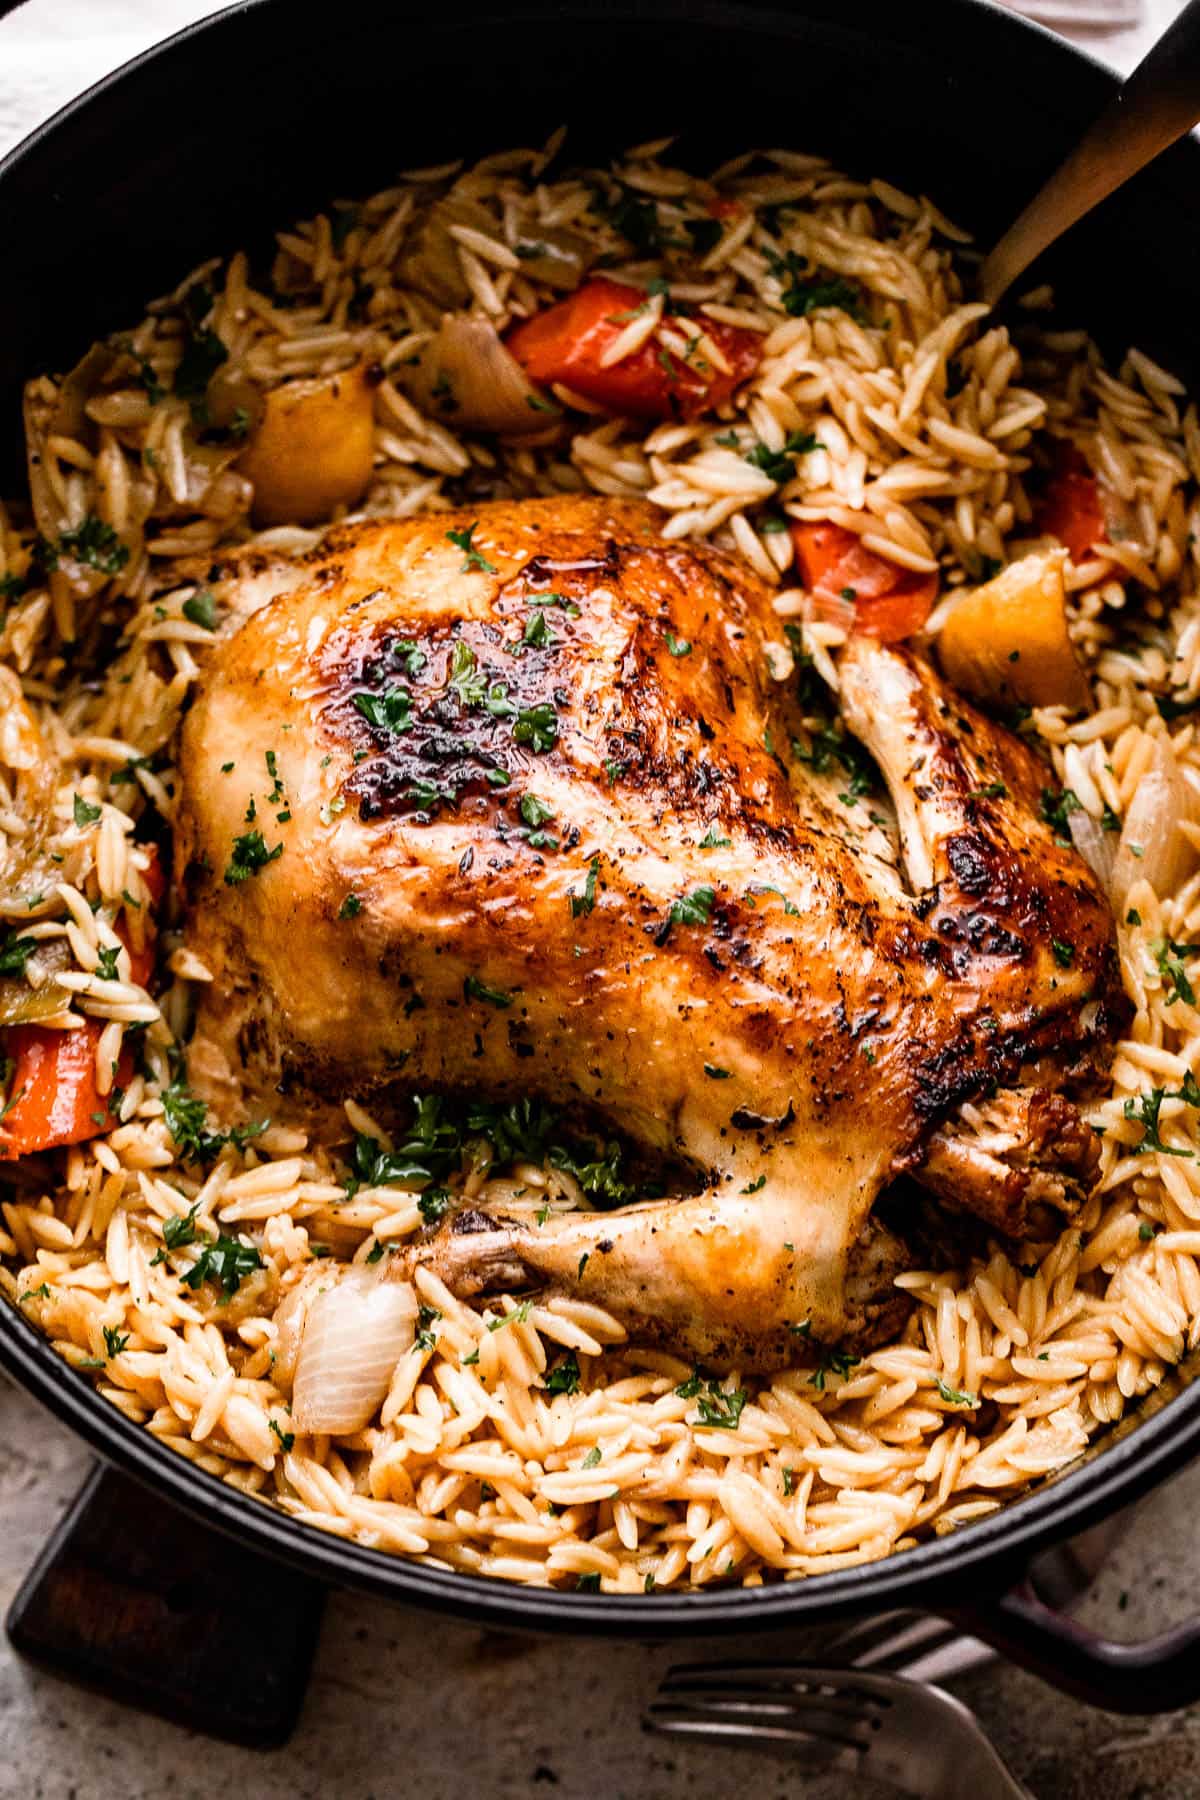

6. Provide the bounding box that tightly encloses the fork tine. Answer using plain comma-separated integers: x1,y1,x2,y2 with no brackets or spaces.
645,1699,868,1758
658,1660,904,1704
657,1673,882,1723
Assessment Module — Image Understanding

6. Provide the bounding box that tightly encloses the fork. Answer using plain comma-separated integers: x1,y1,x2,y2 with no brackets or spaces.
646,1663,1034,1798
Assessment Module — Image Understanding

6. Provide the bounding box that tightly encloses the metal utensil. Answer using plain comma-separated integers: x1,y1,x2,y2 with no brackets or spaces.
980,0,1200,302
646,1663,1033,1798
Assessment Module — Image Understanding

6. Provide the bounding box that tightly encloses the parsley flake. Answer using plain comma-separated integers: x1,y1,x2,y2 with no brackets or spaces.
446,522,497,575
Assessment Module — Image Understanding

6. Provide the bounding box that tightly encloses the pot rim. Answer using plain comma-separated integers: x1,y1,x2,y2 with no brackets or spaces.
3,0,1199,1630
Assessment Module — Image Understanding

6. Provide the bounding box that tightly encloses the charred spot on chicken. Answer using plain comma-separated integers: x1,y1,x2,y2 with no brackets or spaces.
175,496,1125,1371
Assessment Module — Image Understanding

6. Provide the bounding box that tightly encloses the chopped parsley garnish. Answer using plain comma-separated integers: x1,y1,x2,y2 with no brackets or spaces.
663,630,691,657
742,1175,767,1193
696,1384,747,1429
95,944,121,981
603,758,625,785
794,726,877,798
182,588,218,631
525,590,580,617
446,522,497,575
407,778,459,814
447,640,487,707
269,1419,295,1453
581,1445,603,1469
52,514,130,576
102,1326,130,1358
699,824,731,849
354,687,413,733
570,855,600,919
604,185,674,255
743,430,823,486
766,249,866,323
264,749,286,805
419,1186,452,1224
1124,1086,1196,1158
668,885,715,927
704,1064,732,1079
155,1204,201,1258
180,1233,263,1301
522,610,555,650
415,1304,442,1352
224,829,283,884
520,794,555,829
1153,937,1198,1008
513,703,558,753
338,893,362,919
545,1352,581,1396
809,1348,861,1391
0,929,37,977
158,1084,268,1166
1040,786,1081,844
348,1095,638,1217
674,1373,747,1429
73,793,101,828
464,975,514,1008
173,287,228,415
936,1379,979,1408
18,1284,51,1304
487,1300,533,1332
1051,938,1075,969
350,1125,438,1192
972,782,1008,801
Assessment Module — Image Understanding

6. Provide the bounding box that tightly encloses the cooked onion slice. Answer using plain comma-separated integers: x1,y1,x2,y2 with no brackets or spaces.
238,361,376,526
402,317,555,435
1112,735,1200,911
1068,806,1117,897
509,225,593,292
0,667,59,897
934,549,1090,711
291,1266,418,1435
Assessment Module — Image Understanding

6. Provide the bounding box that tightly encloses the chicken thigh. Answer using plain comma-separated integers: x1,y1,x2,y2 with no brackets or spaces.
175,497,1123,1367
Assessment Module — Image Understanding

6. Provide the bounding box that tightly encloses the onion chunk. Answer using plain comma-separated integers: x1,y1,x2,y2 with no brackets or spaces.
291,1266,418,1435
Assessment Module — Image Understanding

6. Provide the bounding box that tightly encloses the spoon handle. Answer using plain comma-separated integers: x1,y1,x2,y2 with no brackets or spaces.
980,0,1200,303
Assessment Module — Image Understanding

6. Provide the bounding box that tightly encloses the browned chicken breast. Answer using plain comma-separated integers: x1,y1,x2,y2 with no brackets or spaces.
175,496,1124,1367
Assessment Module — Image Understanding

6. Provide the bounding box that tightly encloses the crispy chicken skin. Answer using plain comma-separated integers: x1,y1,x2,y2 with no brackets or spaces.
175,497,1124,1367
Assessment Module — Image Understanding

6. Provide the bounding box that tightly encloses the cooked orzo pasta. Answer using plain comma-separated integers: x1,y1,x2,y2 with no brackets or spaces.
2,134,1200,1593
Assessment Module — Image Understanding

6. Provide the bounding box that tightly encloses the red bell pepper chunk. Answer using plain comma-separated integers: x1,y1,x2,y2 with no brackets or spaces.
0,848,164,1159
790,519,938,643
506,277,762,421
1033,451,1107,562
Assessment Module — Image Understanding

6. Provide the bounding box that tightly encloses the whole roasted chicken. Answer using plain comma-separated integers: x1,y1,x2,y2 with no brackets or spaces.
176,496,1123,1368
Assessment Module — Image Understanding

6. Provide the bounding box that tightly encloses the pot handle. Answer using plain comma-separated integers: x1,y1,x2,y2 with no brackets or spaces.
6,1461,325,1746
942,1580,1200,1714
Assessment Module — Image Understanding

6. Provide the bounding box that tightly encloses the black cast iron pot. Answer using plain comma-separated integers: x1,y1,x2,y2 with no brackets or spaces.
3,0,1200,1746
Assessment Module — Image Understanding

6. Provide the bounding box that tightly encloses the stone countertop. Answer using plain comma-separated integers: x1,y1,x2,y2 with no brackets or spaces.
3,2,1200,1794
4,1376,1200,1800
